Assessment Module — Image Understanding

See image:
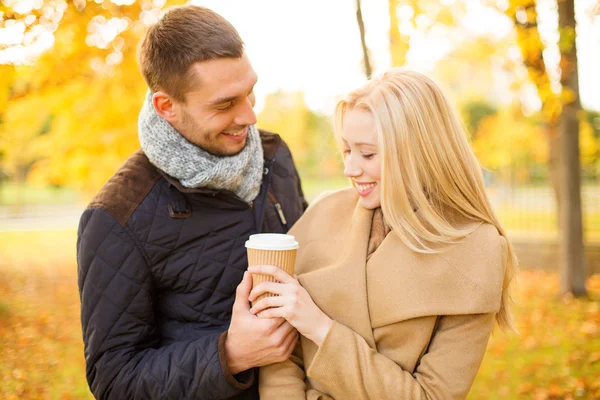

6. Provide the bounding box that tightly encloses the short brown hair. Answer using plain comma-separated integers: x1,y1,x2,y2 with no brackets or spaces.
138,6,244,102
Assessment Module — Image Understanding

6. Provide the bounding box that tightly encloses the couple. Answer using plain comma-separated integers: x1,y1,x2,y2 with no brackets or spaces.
77,5,516,400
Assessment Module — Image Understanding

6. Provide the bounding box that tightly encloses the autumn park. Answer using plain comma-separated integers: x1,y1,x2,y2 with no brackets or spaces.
1,0,600,398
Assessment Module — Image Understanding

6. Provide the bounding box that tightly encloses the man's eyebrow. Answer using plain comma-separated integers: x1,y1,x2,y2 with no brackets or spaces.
210,95,238,106
209,78,258,106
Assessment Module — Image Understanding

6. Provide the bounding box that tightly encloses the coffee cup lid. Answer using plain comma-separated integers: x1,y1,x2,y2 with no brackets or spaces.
245,233,299,251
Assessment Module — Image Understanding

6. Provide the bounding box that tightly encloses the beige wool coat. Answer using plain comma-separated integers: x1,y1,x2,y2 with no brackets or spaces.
259,188,508,400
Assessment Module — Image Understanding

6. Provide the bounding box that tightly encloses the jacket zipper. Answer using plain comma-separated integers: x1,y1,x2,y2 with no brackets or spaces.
268,192,288,228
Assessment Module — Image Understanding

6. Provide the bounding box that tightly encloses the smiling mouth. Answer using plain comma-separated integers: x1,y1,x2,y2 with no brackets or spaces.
223,127,247,137
354,182,377,196
356,182,376,191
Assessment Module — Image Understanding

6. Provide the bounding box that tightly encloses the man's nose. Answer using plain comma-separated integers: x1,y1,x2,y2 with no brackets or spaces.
234,97,257,126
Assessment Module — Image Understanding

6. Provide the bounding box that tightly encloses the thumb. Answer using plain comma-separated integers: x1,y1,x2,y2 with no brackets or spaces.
234,271,252,312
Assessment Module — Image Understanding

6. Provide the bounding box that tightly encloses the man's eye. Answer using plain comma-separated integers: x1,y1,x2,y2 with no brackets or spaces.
216,102,233,111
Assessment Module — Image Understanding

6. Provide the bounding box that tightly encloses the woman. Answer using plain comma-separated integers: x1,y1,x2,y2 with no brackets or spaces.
248,68,517,399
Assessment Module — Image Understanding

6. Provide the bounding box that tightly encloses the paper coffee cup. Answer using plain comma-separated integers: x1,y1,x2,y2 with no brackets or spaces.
245,233,299,303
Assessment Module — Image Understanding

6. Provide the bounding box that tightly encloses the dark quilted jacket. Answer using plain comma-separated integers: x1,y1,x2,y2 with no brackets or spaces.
77,131,307,400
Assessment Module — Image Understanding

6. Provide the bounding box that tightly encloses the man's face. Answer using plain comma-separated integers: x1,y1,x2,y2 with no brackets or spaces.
164,53,258,157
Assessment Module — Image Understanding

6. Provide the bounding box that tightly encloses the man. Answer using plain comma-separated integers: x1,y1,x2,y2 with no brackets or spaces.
77,5,307,399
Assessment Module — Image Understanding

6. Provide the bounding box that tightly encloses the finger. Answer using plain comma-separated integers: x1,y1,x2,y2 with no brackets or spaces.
261,316,287,333
282,328,298,354
233,271,252,312
277,321,295,337
248,265,294,283
250,296,284,315
273,322,296,350
249,281,286,302
284,331,299,358
258,305,289,321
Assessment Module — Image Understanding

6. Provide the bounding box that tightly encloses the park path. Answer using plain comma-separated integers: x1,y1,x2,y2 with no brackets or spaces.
0,204,84,231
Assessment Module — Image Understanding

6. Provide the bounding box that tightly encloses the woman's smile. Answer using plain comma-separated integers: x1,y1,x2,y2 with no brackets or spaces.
354,181,377,197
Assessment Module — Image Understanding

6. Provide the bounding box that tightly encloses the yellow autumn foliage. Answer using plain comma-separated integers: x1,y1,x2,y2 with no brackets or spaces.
580,119,599,166
1,0,185,194
257,91,340,177
472,107,548,180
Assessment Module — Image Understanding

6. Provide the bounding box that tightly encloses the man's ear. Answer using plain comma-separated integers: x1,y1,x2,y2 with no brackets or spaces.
152,91,178,124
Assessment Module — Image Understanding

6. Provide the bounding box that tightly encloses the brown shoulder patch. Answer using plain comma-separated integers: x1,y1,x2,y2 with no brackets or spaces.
259,129,281,160
88,149,162,226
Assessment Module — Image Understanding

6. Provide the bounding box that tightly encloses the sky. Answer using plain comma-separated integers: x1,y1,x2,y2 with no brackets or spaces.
190,0,600,113
0,0,598,113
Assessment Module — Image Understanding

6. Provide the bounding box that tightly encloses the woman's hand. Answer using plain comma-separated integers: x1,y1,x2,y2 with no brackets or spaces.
248,265,333,347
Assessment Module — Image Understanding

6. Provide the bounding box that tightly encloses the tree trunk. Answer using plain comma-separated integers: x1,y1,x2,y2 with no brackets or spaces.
557,0,587,296
546,124,561,231
355,0,372,79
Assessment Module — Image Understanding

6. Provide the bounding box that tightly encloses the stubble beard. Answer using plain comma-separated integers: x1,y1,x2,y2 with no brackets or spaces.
179,110,245,157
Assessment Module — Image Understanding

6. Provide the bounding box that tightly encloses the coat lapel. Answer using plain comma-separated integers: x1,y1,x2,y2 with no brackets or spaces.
297,201,377,348
366,219,504,328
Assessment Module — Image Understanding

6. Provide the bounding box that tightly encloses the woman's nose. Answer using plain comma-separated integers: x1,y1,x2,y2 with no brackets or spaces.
343,155,362,178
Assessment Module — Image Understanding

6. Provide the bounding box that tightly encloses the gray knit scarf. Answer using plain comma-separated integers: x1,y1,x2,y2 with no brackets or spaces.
138,92,264,204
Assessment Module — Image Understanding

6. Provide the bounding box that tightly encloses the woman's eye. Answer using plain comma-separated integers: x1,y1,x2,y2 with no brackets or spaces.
362,154,375,160
342,149,351,155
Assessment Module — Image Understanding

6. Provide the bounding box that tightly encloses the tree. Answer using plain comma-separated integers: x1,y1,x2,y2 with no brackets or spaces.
505,0,562,206
471,106,547,181
0,88,51,210
257,91,339,178
556,0,586,296
0,0,185,195
505,0,587,296
388,0,409,67
355,0,372,79
388,0,463,67
462,99,498,140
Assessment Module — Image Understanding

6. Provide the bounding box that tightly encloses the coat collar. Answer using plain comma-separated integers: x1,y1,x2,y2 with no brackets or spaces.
291,188,505,342
296,199,378,348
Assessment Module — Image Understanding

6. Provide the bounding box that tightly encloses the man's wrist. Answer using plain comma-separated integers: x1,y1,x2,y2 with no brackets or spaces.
223,331,247,375
218,331,255,389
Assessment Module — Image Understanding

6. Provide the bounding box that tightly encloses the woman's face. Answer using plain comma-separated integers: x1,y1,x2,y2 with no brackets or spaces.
341,109,382,210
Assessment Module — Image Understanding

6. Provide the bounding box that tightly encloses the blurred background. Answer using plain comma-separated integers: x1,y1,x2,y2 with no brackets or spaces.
0,0,599,398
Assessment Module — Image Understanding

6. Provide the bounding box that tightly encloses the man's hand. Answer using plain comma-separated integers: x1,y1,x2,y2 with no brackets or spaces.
225,271,298,375
248,265,333,347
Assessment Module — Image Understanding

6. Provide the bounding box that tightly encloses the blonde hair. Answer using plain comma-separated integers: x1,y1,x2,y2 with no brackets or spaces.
334,68,517,331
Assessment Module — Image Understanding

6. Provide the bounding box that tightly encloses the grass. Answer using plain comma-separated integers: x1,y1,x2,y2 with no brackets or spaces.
1,230,599,399
0,182,80,206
